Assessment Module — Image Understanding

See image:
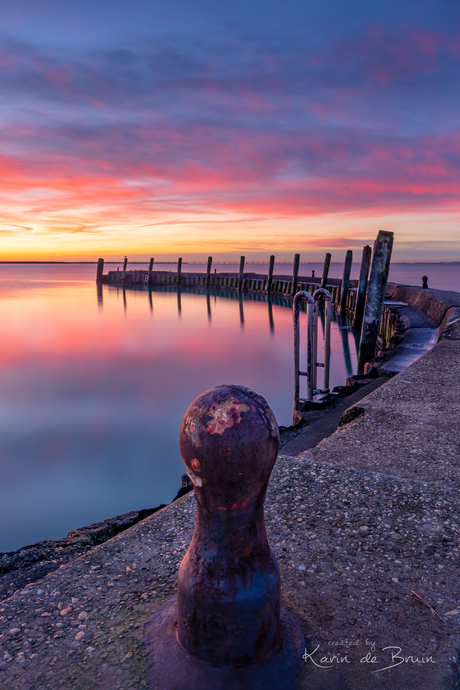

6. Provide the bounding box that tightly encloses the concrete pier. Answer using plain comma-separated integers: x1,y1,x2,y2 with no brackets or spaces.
1,286,459,690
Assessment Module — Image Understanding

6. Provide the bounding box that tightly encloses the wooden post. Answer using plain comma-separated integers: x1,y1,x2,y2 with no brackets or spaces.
267,255,275,294
358,231,394,373
352,245,372,330
177,257,182,286
148,257,154,283
122,256,128,282
206,256,212,288
340,250,353,315
96,258,104,283
238,256,245,292
292,253,300,295
321,253,331,289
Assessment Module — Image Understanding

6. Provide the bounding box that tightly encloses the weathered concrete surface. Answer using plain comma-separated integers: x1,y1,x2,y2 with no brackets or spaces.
386,285,460,327
438,307,460,342
302,339,460,487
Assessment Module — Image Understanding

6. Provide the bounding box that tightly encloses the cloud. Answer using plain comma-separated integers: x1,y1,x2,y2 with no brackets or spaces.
0,15,459,244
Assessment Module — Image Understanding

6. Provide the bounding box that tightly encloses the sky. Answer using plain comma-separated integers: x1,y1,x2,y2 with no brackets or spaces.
0,0,459,262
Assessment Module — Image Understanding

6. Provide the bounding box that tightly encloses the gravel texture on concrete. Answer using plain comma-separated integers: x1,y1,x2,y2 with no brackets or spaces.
1,291,459,690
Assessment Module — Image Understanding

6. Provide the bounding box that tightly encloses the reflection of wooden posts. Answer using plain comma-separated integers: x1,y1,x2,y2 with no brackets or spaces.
358,230,394,373
96,283,103,308
206,256,212,288
148,290,153,312
321,253,331,289
177,257,182,286
206,291,211,322
340,250,353,315
122,256,128,282
268,297,274,334
238,256,245,292
292,254,300,295
96,258,104,283
239,293,244,327
352,245,372,329
123,287,127,311
267,255,275,294
177,287,182,316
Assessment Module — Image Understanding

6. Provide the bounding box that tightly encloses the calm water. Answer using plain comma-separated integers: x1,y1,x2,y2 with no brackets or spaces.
1,262,457,552
0,264,359,552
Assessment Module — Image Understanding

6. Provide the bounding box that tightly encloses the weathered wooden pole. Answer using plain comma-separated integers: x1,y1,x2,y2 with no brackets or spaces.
358,230,394,373
122,256,128,282
238,255,245,292
340,250,353,315
267,255,275,294
291,253,300,295
177,257,182,286
206,256,212,288
321,252,331,289
148,257,154,282
96,258,104,283
352,245,372,330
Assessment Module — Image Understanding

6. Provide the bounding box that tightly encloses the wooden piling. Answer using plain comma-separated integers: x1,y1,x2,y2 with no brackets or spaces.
352,245,372,330
340,250,353,315
177,257,182,286
206,256,212,288
358,230,394,373
148,257,154,281
96,258,104,283
238,256,245,292
267,255,275,294
122,256,128,282
321,253,331,289
292,254,300,295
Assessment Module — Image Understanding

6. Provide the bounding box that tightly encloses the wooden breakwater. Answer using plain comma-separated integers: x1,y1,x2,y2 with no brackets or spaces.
97,231,396,370
98,263,362,318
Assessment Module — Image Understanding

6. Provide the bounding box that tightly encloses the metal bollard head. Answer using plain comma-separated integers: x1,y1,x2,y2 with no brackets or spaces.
180,384,279,511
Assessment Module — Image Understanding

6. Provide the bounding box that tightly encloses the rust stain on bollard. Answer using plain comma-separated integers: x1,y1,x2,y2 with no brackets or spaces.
144,385,304,689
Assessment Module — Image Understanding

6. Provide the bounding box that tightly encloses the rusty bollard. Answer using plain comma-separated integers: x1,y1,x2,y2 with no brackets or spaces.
145,385,303,690
422,275,429,289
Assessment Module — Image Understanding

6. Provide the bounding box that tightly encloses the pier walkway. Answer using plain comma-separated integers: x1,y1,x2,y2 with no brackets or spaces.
0,288,459,689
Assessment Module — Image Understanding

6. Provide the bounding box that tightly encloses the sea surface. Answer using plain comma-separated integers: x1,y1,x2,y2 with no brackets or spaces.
0,262,457,552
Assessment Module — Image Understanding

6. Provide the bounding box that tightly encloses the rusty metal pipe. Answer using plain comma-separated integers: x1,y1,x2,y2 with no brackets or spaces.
312,288,332,393
293,291,314,424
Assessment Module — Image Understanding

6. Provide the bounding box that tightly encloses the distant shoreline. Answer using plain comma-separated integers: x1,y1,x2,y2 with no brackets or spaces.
0,261,459,266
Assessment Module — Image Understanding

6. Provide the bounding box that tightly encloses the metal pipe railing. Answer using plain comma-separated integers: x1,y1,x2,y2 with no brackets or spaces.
292,289,332,425
312,288,332,394
293,291,314,424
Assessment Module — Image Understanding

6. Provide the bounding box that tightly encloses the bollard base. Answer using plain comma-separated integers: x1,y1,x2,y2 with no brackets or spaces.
144,596,304,690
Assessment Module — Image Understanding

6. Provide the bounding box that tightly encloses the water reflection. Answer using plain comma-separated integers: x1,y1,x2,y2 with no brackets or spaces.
0,269,358,552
